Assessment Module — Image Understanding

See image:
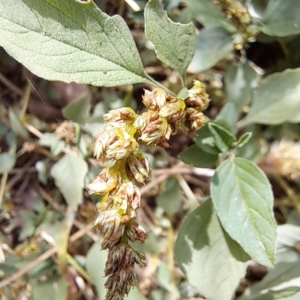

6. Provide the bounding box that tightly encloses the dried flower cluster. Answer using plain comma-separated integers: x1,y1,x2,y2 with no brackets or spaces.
87,81,210,300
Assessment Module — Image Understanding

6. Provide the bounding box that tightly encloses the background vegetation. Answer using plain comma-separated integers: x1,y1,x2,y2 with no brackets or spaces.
1,0,300,299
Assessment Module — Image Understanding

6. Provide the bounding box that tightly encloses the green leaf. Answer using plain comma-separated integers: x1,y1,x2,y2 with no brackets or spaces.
175,199,247,300
86,241,107,300
9,109,28,139
194,123,220,155
0,0,151,87
216,102,239,134
145,0,196,77
235,132,253,148
188,27,234,73
179,144,218,168
240,68,300,126
208,122,236,153
30,275,68,300
157,177,182,216
62,93,91,124
211,157,277,267
182,0,236,32
0,153,16,174
225,62,260,112
177,87,189,100
246,0,268,19
39,133,65,156
51,154,88,210
126,288,148,300
261,0,300,37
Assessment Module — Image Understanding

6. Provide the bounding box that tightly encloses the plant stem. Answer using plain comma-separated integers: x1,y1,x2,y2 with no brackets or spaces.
167,222,176,300
145,73,176,97
20,82,31,118
273,174,300,215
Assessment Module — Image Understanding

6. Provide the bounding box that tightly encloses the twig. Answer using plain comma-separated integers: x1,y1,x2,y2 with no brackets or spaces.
175,174,198,209
0,223,93,289
0,72,23,96
35,184,98,241
273,175,300,215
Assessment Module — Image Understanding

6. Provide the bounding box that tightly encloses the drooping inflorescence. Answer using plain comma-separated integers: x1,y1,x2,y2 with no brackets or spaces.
87,81,210,300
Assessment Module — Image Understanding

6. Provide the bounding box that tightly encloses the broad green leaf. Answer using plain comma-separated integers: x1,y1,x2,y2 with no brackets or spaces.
216,102,239,134
188,27,234,73
62,93,91,124
175,199,247,300
39,133,65,156
208,122,236,153
240,68,300,126
145,0,196,77
182,0,236,32
225,62,260,112
211,157,276,267
51,154,88,210
0,153,16,174
261,0,300,37
86,241,106,300
157,177,182,216
0,0,151,87
179,144,218,168
194,123,220,155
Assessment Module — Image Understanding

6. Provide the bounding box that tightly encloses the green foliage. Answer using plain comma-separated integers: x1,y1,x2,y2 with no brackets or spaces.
182,0,236,32
240,68,300,126
225,62,260,112
1,0,300,299
179,144,218,168
145,0,195,78
189,27,234,73
259,0,300,37
157,177,182,215
0,153,16,174
211,157,276,267
0,0,151,87
175,199,247,300
62,93,91,124
50,154,88,210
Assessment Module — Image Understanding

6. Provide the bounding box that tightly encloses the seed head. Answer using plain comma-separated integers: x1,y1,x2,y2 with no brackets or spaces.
159,98,185,119
93,208,125,240
86,167,121,195
104,107,137,131
187,80,210,111
142,88,168,111
135,111,171,146
116,181,141,217
182,108,206,133
126,220,147,243
94,128,139,165
126,153,151,183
